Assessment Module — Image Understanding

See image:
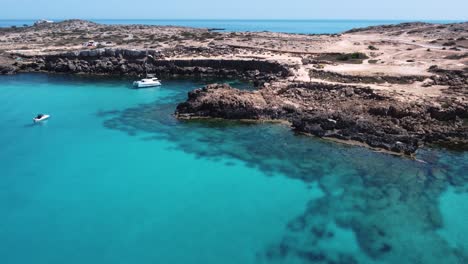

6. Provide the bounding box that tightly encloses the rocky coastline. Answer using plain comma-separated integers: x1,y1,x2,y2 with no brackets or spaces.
8,48,292,87
175,82,467,155
0,19,467,154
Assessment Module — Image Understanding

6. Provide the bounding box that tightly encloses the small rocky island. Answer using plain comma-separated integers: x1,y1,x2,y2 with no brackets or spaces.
0,20,467,155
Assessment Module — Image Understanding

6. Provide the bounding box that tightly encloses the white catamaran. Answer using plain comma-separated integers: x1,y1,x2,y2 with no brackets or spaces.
133,50,162,88
133,75,162,88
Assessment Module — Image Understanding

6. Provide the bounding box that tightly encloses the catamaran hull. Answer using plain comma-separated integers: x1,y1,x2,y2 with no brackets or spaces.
133,81,162,88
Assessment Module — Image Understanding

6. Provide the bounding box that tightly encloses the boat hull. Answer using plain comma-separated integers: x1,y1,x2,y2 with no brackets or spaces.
33,115,50,122
133,81,162,88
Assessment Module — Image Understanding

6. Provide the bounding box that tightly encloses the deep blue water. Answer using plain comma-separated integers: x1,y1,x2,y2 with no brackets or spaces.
0,19,462,34
1,73,468,264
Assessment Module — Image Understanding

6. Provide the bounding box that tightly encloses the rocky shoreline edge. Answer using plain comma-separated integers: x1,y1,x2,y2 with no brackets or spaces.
175,82,467,155
2,48,291,86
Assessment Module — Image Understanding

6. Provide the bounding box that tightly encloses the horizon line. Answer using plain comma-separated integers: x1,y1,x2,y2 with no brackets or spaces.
1,18,466,22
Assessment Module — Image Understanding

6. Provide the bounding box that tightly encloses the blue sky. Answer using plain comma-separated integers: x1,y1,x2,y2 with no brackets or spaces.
1,0,467,20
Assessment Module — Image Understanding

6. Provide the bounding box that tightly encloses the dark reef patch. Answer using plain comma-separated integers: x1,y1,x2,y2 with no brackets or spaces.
100,80,468,263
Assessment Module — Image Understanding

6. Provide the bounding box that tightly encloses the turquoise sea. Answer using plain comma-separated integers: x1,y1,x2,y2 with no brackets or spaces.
0,19,462,34
1,73,468,264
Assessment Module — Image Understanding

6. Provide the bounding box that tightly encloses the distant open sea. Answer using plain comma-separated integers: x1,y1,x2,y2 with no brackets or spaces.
0,19,462,34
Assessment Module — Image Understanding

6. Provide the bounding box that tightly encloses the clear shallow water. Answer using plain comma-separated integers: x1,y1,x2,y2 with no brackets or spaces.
0,74,468,264
0,19,462,34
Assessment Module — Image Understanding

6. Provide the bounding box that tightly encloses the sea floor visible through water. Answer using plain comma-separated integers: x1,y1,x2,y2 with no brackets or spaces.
0,73,468,264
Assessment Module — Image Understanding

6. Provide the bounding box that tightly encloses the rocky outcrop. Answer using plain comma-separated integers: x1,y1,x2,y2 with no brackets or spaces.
176,82,468,155
0,64,17,75
345,22,434,34
15,48,291,84
428,65,468,87
176,83,290,120
308,69,426,84
345,22,468,38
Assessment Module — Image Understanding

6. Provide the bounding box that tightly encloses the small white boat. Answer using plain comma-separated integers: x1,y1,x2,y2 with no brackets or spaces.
33,114,50,123
133,75,161,88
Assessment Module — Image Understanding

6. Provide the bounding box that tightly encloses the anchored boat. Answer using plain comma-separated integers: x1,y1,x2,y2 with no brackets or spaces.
133,75,161,88
33,114,50,123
